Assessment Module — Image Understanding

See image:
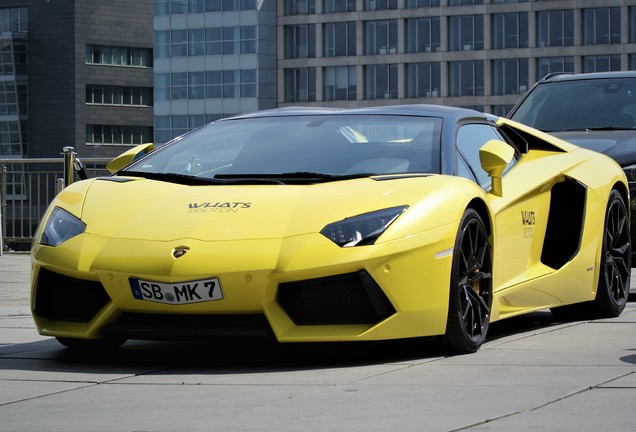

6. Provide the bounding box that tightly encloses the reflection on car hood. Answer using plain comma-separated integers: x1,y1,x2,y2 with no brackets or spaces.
77,175,449,242
551,130,636,167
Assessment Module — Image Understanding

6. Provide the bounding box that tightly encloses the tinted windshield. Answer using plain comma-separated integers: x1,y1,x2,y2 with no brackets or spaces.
123,114,442,180
510,78,636,132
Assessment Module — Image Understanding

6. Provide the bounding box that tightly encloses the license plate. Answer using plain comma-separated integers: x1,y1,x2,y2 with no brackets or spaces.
130,277,223,305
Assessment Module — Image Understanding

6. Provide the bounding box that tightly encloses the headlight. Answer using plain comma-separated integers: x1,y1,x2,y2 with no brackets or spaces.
320,206,408,247
40,207,86,247
623,164,636,183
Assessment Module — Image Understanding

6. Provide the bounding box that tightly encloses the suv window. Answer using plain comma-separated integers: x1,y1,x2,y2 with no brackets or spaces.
510,77,636,132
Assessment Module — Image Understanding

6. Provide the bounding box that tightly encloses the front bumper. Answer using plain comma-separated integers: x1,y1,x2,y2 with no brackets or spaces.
31,227,456,343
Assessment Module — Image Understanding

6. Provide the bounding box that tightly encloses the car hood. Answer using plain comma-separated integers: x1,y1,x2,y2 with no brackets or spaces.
550,130,636,167
72,175,462,243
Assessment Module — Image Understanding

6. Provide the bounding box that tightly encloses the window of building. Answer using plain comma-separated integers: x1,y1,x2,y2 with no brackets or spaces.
156,26,255,58
492,58,528,96
170,30,188,57
241,69,257,97
324,22,356,57
405,62,441,98
155,0,256,15
448,0,484,5
155,31,170,58
0,7,28,32
285,24,316,59
171,72,188,100
631,8,636,43
449,60,484,97
205,28,222,55
188,29,205,56
492,12,528,49
285,68,316,102
0,121,21,156
405,17,441,53
284,0,315,15
536,57,574,80
156,70,256,101
86,125,153,146
155,74,170,102
364,64,398,100
405,0,440,7
324,0,356,13
583,7,620,45
537,10,574,47
0,40,24,75
364,0,397,11
86,85,154,106
449,15,484,51
323,66,357,101
205,26,256,56
492,0,528,3
189,72,206,99
365,20,398,55
583,55,621,73
86,45,153,67
491,105,514,117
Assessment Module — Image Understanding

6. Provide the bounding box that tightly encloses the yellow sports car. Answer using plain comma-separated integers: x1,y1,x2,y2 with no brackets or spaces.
31,105,631,354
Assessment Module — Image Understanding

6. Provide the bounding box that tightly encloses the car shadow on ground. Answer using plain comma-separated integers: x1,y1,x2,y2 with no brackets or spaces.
0,310,570,374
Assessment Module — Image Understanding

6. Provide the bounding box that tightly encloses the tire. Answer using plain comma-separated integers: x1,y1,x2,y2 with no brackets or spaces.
443,209,493,354
56,336,127,351
593,189,631,317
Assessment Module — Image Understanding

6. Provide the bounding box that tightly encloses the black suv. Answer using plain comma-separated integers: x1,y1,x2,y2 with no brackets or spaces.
508,71,636,264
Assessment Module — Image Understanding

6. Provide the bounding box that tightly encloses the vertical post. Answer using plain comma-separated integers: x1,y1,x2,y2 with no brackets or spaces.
0,163,5,256
62,146,75,188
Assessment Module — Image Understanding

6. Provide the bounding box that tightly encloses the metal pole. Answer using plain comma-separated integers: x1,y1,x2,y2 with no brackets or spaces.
0,163,5,256
62,146,75,188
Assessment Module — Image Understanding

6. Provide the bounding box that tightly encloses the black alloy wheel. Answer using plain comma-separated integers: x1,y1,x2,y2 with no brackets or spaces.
594,189,631,317
444,209,493,354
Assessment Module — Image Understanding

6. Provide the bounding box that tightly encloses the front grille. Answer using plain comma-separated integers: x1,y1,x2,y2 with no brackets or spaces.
34,268,111,323
277,270,396,325
100,313,273,340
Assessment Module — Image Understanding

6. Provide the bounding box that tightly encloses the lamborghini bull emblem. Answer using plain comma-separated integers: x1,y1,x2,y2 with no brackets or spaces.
173,247,190,258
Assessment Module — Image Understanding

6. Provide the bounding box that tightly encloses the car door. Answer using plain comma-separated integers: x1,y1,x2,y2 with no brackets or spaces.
456,122,558,310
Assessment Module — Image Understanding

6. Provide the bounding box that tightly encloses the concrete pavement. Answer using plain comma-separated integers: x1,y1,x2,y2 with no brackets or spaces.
1,252,635,431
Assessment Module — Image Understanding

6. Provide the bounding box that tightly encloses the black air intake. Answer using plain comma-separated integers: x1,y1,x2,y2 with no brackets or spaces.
277,270,395,325
34,268,110,323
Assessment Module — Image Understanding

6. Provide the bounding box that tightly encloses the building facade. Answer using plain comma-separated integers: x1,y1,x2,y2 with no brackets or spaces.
154,0,636,143
0,0,154,160
153,0,277,144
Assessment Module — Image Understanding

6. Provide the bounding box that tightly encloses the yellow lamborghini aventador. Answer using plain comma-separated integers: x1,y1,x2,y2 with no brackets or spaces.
31,105,631,354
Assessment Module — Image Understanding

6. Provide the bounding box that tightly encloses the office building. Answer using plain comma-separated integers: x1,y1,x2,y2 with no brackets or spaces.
0,0,154,160
154,0,636,143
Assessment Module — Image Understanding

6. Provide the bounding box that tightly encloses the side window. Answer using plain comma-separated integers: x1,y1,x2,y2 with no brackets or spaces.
456,123,516,189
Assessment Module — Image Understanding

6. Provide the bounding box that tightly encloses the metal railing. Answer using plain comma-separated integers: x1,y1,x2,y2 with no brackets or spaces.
0,148,111,254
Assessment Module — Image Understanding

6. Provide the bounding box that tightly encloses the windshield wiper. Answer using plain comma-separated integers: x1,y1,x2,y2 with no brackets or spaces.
549,126,635,132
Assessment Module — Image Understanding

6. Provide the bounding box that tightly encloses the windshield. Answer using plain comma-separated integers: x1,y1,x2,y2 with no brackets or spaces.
510,78,636,132
123,114,442,182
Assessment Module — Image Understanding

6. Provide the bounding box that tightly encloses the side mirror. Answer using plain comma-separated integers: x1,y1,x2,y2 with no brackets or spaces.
106,143,155,174
479,139,514,197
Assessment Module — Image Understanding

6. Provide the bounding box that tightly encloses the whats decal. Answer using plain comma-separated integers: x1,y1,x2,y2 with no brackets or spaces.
521,210,535,238
188,201,252,214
